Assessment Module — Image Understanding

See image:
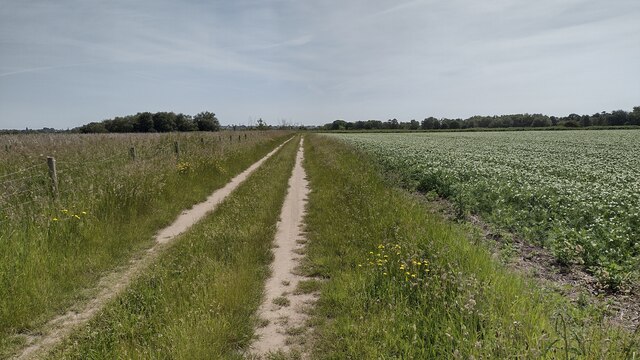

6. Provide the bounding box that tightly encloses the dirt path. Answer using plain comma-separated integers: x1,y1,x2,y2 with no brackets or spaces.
250,138,314,357
13,138,292,360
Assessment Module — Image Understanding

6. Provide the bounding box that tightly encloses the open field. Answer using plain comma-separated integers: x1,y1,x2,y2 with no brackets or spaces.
329,130,640,290
1,131,638,359
0,131,290,356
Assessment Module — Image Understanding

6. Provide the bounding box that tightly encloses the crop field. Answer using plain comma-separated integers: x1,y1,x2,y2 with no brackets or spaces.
329,130,640,290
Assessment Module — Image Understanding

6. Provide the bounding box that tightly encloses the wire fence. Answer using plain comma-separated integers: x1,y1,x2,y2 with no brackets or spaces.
0,132,265,220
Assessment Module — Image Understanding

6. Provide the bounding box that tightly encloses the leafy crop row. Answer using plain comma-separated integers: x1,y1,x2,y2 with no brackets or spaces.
332,130,640,290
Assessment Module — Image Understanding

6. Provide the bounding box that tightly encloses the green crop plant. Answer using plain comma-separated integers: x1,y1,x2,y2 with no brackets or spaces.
329,130,640,291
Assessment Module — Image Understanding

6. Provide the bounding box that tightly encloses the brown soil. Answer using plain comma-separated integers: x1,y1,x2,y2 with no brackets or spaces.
12,138,292,360
250,138,316,358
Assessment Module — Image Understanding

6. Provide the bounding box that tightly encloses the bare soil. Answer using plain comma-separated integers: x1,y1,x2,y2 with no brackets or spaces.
12,139,291,360
250,138,316,358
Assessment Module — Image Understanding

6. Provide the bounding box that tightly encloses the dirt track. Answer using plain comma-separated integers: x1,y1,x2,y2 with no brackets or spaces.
13,138,291,360
250,137,314,356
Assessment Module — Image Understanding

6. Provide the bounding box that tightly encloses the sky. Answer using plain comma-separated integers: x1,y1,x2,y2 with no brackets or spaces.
1,0,639,129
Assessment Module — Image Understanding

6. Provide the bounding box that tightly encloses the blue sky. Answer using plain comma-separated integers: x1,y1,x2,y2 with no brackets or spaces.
1,0,639,129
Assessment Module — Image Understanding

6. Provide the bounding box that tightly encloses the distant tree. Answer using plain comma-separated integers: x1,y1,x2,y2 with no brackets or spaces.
590,112,605,126
330,119,347,130
104,117,134,133
566,113,581,125
531,114,551,127
175,113,197,131
153,112,177,132
368,120,383,129
194,112,220,131
563,120,580,127
580,115,591,127
353,121,366,130
629,106,640,125
609,110,628,126
409,119,420,130
134,112,155,132
421,117,439,130
448,119,461,129
79,122,108,133
256,118,268,130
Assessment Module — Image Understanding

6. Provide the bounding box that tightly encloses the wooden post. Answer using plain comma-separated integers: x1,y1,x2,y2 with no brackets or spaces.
238,135,241,142
200,137,204,145
229,135,232,142
129,147,136,161
174,141,180,159
47,156,58,198
244,133,247,140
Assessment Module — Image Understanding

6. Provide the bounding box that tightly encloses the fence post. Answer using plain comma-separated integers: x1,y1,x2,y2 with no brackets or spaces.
129,147,136,161
200,137,204,145
174,141,180,160
229,135,232,142
47,156,58,198
238,135,241,142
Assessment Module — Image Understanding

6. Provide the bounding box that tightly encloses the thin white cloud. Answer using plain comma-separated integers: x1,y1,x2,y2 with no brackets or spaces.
0,0,638,129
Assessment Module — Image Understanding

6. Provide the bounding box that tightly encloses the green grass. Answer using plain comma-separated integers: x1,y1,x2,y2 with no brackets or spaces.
48,136,300,359
302,135,639,359
273,296,292,307
0,131,290,356
293,280,322,295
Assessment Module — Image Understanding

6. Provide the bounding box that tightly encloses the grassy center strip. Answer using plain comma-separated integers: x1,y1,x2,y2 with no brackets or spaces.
47,137,300,359
301,135,639,359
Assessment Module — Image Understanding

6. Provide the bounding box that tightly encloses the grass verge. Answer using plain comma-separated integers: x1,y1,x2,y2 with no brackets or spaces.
47,136,299,359
302,135,639,359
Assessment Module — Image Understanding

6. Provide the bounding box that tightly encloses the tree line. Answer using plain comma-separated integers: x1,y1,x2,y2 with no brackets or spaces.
77,111,220,133
324,107,640,131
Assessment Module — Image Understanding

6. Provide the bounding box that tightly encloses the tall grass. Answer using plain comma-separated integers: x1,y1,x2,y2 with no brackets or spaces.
50,137,299,359
302,135,639,359
0,131,290,355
